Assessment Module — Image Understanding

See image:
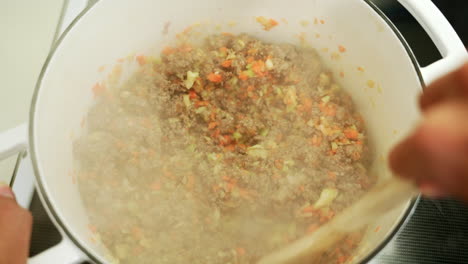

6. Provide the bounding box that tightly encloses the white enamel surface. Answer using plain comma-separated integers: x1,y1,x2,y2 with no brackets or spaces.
31,0,460,262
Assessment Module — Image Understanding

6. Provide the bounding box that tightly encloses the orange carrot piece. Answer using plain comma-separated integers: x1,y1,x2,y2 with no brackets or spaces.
252,60,265,75
236,247,246,256
338,45,347,53
92,83,106,97
337,256,347,264
162,46,175,55
306,224,319,234
274,159,283,170
344,129,359,140
328,171,337,181
136,55,147,66
207,72,223,83
208,122,218,130
302,206,316,213
151,181,161,190
195,100,209,107
189,90,198,99
221,60,232,68
239,72,249,81
374,226,381,233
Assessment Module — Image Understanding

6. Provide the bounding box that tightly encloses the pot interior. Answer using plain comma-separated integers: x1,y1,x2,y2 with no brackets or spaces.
32,0,421,262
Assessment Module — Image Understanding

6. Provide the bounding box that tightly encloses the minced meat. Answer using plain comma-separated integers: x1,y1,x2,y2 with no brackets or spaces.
74,33,375,264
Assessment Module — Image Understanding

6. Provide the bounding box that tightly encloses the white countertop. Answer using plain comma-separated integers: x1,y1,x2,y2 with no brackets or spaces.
0,0,63,183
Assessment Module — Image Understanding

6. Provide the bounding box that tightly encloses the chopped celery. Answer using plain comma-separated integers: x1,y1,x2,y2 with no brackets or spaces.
265,58,274,70
321,95,331,103
233,132,242,140
195,106,207,114
247,145,268,159
314,188,338,209
183,94,191,108
184,71,199,89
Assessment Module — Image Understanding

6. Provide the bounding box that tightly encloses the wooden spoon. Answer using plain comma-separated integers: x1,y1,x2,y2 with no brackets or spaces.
258,178,419,264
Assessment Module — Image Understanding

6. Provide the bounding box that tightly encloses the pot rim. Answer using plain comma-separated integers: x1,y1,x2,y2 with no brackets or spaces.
29,1,423,263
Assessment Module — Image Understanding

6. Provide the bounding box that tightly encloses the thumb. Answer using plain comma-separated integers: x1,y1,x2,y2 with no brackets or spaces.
0,183,16,200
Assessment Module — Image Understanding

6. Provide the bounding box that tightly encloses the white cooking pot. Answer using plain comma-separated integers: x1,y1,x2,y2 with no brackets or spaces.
0,0,466,263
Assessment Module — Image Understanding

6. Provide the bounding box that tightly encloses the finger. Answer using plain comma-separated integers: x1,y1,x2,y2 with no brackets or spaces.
0,188,32,264
420,63,468,111
0,184,16,200
389,101,468,201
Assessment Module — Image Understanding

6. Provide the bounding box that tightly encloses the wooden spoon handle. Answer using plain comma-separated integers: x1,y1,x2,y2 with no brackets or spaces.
258,178,418,264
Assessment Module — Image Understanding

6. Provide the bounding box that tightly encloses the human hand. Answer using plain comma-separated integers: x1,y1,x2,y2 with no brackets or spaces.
390,63,468,201
0,184,32,264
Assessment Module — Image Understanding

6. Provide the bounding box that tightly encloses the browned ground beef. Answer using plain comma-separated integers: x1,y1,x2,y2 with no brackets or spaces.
74,33,375,264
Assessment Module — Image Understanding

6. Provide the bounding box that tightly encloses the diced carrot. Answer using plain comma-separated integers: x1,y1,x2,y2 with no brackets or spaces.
298,98,313,112
374,226,381,233
92,83,106,97
309,135,322,147
136,55,147,66
208,122,218,130
179,44,192,52
221,135,232,145
207,72,223,83
252,60,266,76
162,46,176,55
337,256,347,264
224,144,236,152
189,90,198,99
320,19,325,24
236,247,246,256
357,66,365,72
298,185,305,192
186,174,195,190
306,224,319,234
239,72,249,81
247,85,255,92
274,159,283,170
344,129,359,140
88,224,97,233
256,16,279,31
328,171,337,181
247,56,255,63
195,100,209,107
320,104,336,116
221,60,232,68
269,19,279,27
338,45,347,53
339,71,345,78
302,206,316,213
352,151,361,160
151,181,161,190
221,32,233,36
182,26,192,34
131,226,143,240
219,47,228,53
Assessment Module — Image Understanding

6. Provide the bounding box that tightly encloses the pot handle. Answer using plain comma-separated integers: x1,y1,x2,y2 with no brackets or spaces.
28,237,86,264
0,124,28,162
397,0,468,85
0,125,87,263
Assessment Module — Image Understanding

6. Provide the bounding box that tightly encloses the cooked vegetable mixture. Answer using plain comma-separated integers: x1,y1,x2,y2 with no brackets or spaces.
74,33,375,264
